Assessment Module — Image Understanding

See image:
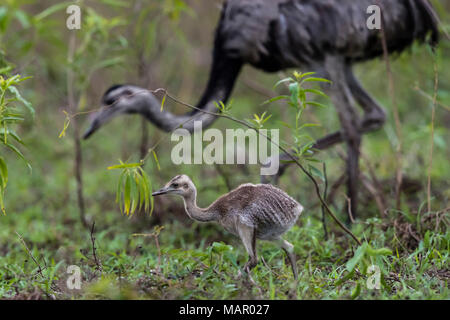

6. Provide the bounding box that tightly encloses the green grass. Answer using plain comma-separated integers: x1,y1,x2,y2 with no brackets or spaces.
0,194,448,299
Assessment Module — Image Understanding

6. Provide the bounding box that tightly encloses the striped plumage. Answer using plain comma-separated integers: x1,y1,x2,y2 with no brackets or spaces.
152,175,303,278
209,183,302,240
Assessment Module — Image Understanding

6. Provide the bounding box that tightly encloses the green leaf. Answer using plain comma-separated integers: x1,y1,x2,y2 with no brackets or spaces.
14,10,30,29
334,269,355,286
152,150,161,171
298,123,321,130
137,174,145,211
306,101,328,108
346,243,368,272
273,77,293,89
0,192,4,214
99,0,130,7
130,173,138,215
0,156,7,188
297,72,316,79
308,164,325,182
107,162,141,170
366,246,393,257
124,174,131,215
93,56,124,71
35,2,74,22
160,94,166,112
278,121,292,129
116,170,126,204
304,88,329,99
289,82,299,107
4,142,31,172
139,168,153,214
351,282,361,299
0,128,24,144
261,95,289,105
7,86,34,117
302,77,332,84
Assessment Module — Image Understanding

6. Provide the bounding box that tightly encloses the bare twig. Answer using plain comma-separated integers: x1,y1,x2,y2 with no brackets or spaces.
152,89,361,245
133,226,165,274
342,193,356,224
377,0,403,211
414,85,449,111
15,231,44,277
90,222,102,272
321,162,329,240
427,59,439,213
67,28,88,229
80,85,361,245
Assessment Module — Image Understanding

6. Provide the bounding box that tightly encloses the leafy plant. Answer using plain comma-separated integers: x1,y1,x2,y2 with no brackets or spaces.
335,242,393,298
265,71,330,170
107,161,153,217
0,73,33,214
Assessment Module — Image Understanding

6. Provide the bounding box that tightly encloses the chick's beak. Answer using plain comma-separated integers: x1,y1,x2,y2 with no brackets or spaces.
152,187,171,197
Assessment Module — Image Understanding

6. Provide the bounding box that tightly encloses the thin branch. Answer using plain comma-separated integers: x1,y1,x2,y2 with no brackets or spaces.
151,89,361,245
414,85,449,111
90,221,102,272
67,28,88,229
342,193,356,224
16,231,44,277
321,162,329,240
79,86,361,245
427,58,439,213
377,0,403,211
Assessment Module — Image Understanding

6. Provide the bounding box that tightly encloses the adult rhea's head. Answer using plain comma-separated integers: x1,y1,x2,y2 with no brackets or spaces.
82,84,151,139
152,175,196,199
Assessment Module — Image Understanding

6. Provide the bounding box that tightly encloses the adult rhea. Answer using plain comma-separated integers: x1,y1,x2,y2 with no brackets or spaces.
84,0,439,218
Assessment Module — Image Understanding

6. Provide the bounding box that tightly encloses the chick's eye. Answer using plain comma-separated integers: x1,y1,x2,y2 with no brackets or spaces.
172,183,179,188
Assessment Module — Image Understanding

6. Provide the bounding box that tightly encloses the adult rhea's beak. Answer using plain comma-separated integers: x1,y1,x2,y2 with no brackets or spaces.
82,118,100,139
152,187,172,197
82,106,120,140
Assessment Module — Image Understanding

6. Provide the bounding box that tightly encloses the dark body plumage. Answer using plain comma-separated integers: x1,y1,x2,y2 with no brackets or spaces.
218,0,438,71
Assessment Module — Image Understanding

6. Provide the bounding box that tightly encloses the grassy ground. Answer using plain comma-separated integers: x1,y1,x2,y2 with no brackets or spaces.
0,204,448,299
0,0,449,300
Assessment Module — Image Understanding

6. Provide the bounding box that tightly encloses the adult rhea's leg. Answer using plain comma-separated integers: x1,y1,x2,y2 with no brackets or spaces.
324,56,362,221
345,67,386,131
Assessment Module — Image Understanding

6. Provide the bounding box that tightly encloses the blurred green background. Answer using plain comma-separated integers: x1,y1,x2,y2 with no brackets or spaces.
0,0,448,299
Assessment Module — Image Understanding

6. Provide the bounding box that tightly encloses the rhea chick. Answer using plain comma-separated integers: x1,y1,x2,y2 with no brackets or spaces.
152,175,303,278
